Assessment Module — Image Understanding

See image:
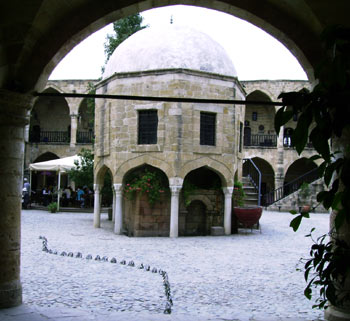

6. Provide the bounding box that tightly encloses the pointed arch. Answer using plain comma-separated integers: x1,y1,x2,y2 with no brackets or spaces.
114,155,174,184
34,152,59,163
180,157,233,187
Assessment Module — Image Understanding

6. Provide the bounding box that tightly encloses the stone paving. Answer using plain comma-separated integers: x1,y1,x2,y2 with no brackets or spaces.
6,209,330,320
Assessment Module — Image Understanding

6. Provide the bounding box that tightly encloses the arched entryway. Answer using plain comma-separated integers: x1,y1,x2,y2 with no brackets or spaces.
77,98,94,144
180,166,223,236
244,91,276,147
1,2,349,319
122,164,170,237
29,88,70,144
284,158,318,196
243,157,275,205
31,152,60,200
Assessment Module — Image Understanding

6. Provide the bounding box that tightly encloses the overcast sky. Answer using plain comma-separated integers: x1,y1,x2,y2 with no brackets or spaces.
49,5,308,81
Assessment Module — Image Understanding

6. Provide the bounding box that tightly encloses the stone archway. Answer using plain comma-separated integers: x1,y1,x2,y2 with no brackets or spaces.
4,0,331,94
30,87,70,143
180,157,232,187
122,164,170,237
245,91,276,147
1,2,350,319
243,157,275,193
180,166,224,236
114,154,174,184
283,158,318,197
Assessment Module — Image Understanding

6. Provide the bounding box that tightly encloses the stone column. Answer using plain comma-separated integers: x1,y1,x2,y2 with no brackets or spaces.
169,185,181,238
0,89,33,308
93,184,101,228
223,187,234,235
275,126,285,190
112,185,116,223
325,129,350,321
70,114,78,147
113,184,123,235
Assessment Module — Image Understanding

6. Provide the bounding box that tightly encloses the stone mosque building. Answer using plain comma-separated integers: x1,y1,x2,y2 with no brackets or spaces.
25,25,319,238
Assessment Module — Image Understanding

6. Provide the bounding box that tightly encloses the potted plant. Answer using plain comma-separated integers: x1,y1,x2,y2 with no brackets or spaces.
47,202,58,213
233,180,245,207
232,180,262,231
298,182,312,213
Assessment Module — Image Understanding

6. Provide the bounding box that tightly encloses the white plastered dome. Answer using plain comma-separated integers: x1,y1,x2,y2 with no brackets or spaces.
103,25,237,79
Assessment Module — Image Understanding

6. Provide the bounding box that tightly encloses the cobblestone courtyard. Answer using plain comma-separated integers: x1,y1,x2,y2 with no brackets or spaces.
17,209,329,320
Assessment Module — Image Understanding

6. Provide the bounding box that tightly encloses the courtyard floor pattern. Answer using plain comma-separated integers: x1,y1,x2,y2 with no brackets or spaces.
2,209,329,320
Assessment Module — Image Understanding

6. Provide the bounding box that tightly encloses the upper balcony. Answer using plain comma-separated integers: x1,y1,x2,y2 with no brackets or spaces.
244,134,277,147
29,130,93,144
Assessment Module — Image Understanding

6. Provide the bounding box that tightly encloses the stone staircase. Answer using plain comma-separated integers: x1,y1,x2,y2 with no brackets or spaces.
242,176,259,207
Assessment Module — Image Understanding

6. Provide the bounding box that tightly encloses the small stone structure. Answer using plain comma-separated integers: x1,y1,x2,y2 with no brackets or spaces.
25,27,323,237
93,25,245,237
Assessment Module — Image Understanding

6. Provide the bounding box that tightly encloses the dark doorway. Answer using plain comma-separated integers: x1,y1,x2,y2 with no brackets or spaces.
244,126,251,146
185,200,207,236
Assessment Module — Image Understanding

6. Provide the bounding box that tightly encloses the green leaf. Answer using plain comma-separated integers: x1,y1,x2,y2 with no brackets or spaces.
334,209,346,230
324,164,336,187
309,127,331,162
290,215,303,232
304,287,312,300
292,111,312,154
274,107,289,135
318,161,327,177
290,209,298,215
309,155,322,162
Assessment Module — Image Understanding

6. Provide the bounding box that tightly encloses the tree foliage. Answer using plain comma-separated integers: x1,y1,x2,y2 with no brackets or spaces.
104,14,147,63
68,149,94,189
275,25,350,309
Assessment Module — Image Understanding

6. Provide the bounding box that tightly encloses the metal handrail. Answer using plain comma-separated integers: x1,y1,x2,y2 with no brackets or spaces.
263,167,320,206
243,158,262,206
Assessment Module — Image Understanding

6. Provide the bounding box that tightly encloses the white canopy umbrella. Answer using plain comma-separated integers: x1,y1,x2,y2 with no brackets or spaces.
29,155,81,211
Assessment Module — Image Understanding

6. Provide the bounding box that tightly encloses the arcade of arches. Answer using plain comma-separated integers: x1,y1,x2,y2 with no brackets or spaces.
1,1,350,320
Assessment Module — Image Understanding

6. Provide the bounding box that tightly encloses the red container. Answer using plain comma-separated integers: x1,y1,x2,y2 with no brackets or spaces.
233,207,262,229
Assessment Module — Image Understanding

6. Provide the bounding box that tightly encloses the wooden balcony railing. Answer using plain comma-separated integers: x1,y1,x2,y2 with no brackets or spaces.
244,134,277,147
77,131,94,144
29,131,69,143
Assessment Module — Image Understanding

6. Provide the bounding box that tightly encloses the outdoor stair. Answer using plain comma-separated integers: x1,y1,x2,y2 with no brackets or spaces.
242,176,259,207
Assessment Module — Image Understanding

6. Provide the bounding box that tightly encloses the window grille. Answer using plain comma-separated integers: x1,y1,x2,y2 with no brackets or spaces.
200,112,216,146
252,112,258,121
239,122,243,152
138,110,158,144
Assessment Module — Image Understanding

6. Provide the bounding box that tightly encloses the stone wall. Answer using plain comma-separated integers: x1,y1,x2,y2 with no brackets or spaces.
124,193,170,237
95,69,245,187
241,80,311,101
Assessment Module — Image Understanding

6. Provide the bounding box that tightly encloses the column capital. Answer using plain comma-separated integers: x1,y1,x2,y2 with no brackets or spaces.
170,185,182,195
93,184,101,192
113,183,123,195
113,183,122,191
0,89,33,126
223,186,234,196
169,177,183,186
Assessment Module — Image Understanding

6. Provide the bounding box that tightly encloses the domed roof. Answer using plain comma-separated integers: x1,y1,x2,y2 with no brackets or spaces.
103,25,237,79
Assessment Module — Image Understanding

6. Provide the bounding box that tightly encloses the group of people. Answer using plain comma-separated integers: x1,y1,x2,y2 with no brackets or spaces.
61,186,93,208
23,177,95,208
